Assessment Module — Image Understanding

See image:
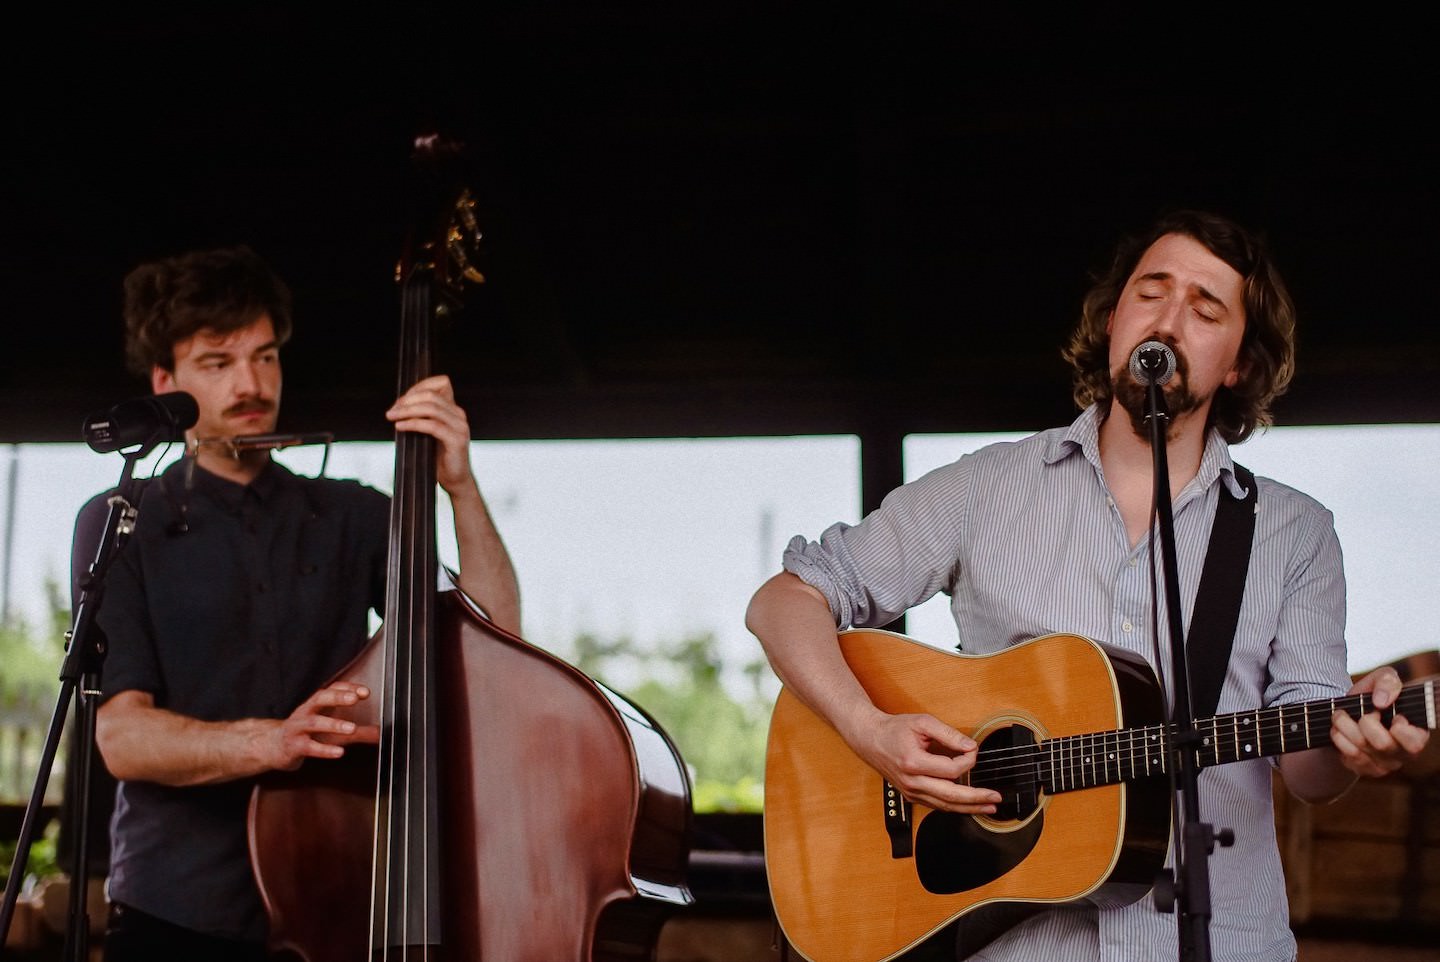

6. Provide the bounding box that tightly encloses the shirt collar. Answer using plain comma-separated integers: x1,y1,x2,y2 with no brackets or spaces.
168,455,292,510
1044,404,1248,500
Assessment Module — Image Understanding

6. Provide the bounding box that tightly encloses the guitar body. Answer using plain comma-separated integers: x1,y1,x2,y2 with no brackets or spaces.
764,630,1170,962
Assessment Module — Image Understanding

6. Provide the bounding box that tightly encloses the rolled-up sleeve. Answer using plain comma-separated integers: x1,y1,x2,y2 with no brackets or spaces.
1264,498,1351,708
782,459,970,629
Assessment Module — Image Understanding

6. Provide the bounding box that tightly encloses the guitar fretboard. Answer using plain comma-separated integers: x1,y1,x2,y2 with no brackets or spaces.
971,680,1436,796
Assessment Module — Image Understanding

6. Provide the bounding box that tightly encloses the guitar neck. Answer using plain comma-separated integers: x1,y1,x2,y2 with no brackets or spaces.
988,680,1439,796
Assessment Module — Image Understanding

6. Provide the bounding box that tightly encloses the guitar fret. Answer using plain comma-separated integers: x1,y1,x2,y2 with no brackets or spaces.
1022,678,1435,801
1263,706,1283,757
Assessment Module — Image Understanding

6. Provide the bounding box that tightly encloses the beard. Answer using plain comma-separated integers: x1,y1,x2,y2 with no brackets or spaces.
1111,345,1203,440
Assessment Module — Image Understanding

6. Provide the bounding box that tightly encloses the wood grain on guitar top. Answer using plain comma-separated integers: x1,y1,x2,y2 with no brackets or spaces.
764,630,1169,962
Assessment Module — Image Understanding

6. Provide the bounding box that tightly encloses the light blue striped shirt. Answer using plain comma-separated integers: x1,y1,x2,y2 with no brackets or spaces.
783,406,1351,962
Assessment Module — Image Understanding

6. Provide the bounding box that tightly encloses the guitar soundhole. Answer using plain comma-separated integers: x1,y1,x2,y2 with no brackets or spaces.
978,724,1042,822
913,723,1043,894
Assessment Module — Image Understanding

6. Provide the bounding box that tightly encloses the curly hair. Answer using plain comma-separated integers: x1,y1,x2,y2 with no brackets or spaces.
123,246,293,376
1062,210,1296,444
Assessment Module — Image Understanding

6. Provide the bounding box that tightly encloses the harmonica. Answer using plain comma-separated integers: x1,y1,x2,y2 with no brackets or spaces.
190,432,335,457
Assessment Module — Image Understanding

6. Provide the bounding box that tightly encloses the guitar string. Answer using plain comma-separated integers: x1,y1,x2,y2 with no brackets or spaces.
969,686,1420,771
960,688,1424,789
965,700,1383,781
969,708,1419,791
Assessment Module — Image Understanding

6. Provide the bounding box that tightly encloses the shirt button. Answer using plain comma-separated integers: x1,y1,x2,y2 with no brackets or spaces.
1122,620,1133,633
1128,557,1139,568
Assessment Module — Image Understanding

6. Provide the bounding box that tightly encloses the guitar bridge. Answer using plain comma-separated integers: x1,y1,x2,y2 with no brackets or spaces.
883,779,914,858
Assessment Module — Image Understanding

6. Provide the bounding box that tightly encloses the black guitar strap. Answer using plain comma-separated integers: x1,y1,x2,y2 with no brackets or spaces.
1186,462,1258,721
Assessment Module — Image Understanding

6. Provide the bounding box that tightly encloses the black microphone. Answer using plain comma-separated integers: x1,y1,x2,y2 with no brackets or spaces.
83,392,199,453
1128,340,1176,387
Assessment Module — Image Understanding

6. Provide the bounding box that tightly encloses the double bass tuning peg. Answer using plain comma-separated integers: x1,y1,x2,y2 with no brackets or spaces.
446,191,486,287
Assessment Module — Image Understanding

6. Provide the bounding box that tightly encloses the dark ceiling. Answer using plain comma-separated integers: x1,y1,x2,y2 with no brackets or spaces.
5,8,1437,444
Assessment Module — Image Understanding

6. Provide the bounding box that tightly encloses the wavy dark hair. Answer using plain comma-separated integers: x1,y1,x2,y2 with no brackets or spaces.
123,245,293,376
1062,210,1296,443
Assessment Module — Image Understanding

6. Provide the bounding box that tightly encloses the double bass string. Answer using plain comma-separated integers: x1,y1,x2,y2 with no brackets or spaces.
371,272,442,958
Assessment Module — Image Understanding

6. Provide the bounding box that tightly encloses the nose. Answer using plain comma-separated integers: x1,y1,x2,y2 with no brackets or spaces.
1151,297,1183,340
232,360,263,397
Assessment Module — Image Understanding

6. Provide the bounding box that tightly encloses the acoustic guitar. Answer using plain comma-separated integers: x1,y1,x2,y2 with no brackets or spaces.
764,629,1438,962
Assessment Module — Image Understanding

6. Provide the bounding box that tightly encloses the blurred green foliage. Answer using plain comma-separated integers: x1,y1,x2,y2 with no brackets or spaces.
569,632,772,813
0,817,60,890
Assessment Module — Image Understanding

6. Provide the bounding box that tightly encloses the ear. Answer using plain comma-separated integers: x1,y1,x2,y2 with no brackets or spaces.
151,365,177,394
1223,353,1248,390
1105,309,1114,336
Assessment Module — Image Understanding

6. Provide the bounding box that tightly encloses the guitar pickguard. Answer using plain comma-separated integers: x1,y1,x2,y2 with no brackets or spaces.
914,723,1045,894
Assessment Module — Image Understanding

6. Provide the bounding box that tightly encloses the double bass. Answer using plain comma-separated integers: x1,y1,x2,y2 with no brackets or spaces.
248,141,694,961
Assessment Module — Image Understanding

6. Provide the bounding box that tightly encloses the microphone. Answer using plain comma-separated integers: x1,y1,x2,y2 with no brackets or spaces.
83,392,199,453
1128,340,1176,387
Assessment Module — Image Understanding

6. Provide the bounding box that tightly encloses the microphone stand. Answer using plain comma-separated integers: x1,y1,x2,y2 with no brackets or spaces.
0,442,152,961
1141,373,1229,962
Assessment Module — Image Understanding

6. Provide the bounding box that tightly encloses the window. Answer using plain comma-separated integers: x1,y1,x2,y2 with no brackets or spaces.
0,436,860,810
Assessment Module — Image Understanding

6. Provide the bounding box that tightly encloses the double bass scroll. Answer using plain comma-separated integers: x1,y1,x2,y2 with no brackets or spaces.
247,136,693,962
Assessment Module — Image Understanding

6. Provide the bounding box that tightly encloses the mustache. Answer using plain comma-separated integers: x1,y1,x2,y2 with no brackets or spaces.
222,399,276,418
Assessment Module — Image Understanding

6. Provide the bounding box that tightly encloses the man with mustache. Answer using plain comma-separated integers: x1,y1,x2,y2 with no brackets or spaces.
747,210,1429,961
75,245,520,961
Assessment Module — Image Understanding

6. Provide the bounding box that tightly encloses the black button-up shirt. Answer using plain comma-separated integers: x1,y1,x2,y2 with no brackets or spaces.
77,457,389,940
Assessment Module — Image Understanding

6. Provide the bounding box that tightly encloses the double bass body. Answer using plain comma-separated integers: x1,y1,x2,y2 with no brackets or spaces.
249,579,693,962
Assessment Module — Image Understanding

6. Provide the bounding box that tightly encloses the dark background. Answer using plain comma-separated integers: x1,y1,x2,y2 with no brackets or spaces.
5,7,1437,444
